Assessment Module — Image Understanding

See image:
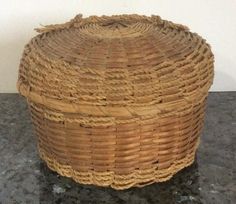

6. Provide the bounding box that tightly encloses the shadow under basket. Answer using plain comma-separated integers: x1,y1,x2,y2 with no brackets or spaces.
17,14,214,190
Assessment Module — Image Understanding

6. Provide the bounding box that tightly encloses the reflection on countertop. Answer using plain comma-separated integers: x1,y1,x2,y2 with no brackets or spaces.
0,93,235,204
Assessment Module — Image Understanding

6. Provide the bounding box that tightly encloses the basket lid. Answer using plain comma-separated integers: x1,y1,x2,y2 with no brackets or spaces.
18,14,214,115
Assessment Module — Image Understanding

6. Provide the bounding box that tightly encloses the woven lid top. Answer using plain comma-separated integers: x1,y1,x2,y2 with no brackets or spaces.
18,14,214,115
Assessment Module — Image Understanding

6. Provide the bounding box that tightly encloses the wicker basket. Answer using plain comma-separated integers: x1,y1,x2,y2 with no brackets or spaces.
17,14,214,190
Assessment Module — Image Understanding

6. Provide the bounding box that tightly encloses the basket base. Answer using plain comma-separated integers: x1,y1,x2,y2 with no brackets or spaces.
38,139,199,190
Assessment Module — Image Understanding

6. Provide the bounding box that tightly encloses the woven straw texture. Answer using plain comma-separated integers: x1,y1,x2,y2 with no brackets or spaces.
17,14,214,190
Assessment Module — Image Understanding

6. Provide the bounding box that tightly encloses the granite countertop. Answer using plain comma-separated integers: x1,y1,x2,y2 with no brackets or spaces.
0,92,235,204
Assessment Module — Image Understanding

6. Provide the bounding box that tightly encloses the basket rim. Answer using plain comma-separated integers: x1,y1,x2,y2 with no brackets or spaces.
17,79,210,116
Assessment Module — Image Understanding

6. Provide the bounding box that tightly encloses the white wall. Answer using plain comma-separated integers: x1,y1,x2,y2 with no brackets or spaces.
1,0,236,92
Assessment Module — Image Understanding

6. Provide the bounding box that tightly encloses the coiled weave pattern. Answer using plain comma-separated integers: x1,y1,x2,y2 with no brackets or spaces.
17,14,214,190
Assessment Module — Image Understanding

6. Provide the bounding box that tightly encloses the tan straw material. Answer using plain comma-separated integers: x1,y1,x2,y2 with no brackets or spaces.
17,14,214,190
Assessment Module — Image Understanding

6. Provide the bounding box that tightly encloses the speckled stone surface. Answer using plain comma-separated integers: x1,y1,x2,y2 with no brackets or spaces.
0,93,235,204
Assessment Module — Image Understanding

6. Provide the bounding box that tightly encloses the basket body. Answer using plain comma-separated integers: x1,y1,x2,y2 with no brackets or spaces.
17,14,214,189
